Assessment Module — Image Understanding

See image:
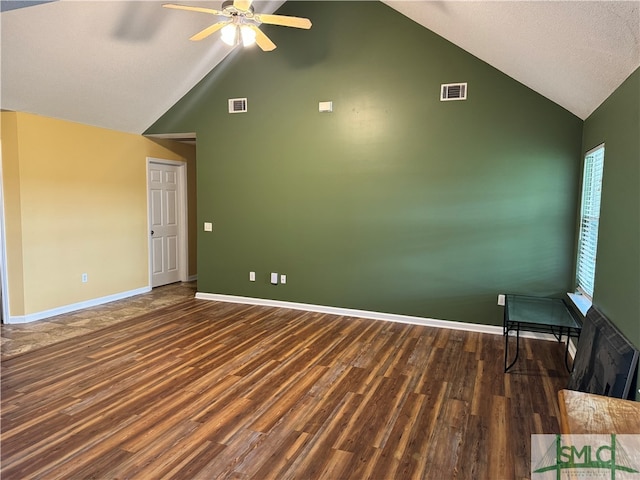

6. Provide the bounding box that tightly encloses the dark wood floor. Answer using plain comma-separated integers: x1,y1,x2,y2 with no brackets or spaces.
1,298,569,479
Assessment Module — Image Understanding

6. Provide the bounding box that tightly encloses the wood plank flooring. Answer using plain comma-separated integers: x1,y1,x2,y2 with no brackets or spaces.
1,299,569,479
1,282,197,358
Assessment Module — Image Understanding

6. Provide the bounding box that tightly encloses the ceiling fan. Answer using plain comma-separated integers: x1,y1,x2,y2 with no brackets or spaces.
163,0,312,51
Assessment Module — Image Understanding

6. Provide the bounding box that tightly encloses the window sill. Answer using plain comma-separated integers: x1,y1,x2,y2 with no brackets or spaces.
567,292,592,317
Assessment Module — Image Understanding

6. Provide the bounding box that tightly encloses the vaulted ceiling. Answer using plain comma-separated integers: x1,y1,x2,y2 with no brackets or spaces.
1,1,639,134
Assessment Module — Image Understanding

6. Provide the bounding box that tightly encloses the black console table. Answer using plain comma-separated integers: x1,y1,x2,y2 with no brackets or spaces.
504,294,582,373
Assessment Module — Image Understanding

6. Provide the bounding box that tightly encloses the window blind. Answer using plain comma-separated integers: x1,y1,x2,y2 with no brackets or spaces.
576,144,605,298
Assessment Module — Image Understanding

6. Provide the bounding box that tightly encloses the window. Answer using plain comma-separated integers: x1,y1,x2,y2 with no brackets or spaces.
576,144,605,298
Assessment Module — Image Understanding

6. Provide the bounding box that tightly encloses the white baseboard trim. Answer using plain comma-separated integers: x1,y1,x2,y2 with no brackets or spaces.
195,293,570,344
6,286,151,324
196,292,502,334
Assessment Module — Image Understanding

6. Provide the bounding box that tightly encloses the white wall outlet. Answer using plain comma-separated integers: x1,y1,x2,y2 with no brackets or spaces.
204,222,213,232
249,271,255,282
280,274,287,284
270,272,278,285
82,273,88,283
497,294,505,306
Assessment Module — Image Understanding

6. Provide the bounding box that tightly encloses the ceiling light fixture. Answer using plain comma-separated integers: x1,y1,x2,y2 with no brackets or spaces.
221,23,256,48
163,2,312,52
220,23,238,46
240,25,256,47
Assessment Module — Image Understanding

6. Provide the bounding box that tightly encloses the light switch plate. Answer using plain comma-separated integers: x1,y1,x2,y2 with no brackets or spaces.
204,222,213,232
280,274,287,284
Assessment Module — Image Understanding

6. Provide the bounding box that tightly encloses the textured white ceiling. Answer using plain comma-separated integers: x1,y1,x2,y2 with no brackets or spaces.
1,0,284,133
383,1,640,120
1,1,639,134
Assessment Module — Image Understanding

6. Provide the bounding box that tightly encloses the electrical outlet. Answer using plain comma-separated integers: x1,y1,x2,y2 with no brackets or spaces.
249,271,255,282
497,294,505,306
280,274,287,284
270,273,278,285
82,273,88,283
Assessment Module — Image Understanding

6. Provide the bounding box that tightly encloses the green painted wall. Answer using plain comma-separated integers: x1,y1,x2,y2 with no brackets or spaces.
147,1,583,326
582,67,640,399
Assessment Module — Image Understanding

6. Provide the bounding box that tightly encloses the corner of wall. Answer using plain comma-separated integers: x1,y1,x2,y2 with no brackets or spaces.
1,111,26,317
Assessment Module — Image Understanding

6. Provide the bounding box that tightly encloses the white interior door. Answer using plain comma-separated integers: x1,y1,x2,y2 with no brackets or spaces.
148,162,182,287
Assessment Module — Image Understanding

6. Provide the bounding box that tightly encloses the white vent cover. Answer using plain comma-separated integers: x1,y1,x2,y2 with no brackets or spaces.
318,101,333,113
440,83,467,101
228,98,248,113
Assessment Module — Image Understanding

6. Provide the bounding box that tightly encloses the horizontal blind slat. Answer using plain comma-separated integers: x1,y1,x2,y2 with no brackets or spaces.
576,145,605,298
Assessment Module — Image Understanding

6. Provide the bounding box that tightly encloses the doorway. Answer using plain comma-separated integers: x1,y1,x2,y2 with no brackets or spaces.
147,158,188,288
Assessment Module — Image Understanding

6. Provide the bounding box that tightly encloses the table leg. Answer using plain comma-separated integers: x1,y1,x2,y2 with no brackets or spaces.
504,324,509,372
504,321,520,373
564,331,574,372
551,325,564,342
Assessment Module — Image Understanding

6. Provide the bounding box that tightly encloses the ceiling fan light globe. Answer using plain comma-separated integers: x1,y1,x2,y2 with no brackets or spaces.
240,25,256,47
221,24,238,46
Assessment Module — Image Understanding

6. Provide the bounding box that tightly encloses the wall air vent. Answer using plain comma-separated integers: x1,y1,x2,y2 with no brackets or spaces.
440,83,467,101
228,98,248,113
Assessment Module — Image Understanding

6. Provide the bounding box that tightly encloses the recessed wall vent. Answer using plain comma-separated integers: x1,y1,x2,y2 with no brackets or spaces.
440,83,467,101
228,98,248,113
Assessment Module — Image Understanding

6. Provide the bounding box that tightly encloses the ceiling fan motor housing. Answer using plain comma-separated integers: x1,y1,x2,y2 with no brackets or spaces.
221,0,254,14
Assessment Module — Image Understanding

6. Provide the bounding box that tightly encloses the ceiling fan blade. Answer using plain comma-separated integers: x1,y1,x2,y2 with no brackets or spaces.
247,25,276,51
162,3,224,16
233,0,253,11
255,13,312,29
190,21,229,41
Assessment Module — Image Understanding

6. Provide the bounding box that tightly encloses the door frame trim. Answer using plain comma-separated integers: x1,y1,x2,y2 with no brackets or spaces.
146,157,189,287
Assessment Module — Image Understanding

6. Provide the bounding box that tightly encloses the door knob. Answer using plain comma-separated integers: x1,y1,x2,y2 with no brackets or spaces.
150,230,154,235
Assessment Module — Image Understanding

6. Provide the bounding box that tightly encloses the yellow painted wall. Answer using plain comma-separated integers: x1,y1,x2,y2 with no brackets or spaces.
1,112,26,315
1,112,196,318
